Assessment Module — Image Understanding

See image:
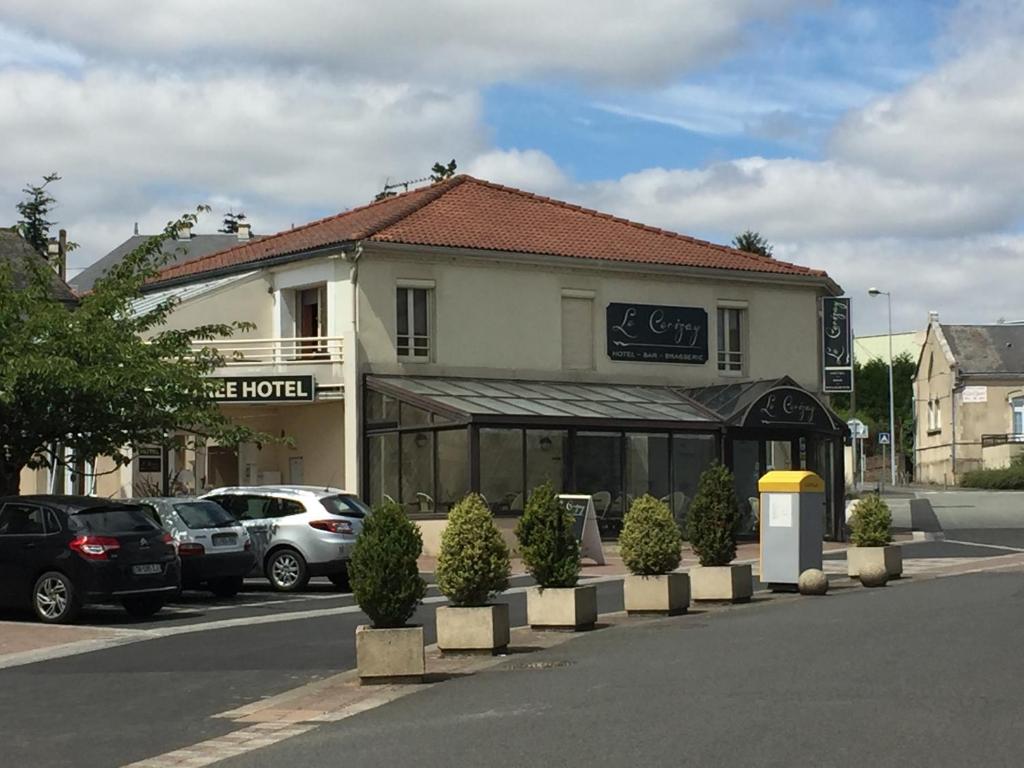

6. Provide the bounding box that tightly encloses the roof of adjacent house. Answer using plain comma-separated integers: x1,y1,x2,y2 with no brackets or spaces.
152,175,835,287
0,229,78,304
941,324,1024,376
71,233,264,292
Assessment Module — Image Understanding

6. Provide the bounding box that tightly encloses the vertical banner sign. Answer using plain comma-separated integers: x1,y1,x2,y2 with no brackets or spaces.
821,297,853,393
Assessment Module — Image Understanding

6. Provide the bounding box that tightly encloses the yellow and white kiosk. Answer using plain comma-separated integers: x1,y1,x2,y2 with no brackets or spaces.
759,470,826,590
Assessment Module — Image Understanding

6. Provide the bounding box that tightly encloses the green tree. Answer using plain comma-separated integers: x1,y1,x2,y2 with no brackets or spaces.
0,207,267,496
218,211,248,234
515,482,580,588
619,495,682,576
731,230,773,258
16,173,63,259
830,352,916,457
436,493,510,606
348,499,427,628
430,159,457,182
687,463,742,567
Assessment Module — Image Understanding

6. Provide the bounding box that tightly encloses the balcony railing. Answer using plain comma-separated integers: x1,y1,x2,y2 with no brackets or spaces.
981,433,1024,448
191,336,343,366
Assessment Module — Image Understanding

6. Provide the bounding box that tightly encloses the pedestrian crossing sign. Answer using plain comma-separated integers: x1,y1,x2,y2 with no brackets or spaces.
878,432,891,445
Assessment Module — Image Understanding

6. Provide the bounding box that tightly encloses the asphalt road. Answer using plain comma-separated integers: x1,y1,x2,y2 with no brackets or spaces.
219,570,1024,768
0,574,626,768
2,487,1022,767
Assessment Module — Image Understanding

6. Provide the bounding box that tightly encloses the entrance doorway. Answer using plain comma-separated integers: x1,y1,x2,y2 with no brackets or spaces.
207,447,239,489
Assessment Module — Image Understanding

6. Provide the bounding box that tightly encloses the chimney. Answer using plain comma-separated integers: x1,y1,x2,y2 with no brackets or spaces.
928,310,939,324
58,229,67,281
237,222,252,241
134,221,139,236
176,223,193,241
46,231,68,280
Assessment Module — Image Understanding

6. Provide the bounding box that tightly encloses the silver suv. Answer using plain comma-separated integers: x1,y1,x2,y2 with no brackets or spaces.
200,486,370,592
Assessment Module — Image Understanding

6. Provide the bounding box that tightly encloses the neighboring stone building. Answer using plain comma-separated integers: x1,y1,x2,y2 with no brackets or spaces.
914,314,1024,484
0,229,78,305
854,330,925,365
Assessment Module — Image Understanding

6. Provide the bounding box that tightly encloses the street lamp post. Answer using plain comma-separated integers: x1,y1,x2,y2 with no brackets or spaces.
868,287,897,486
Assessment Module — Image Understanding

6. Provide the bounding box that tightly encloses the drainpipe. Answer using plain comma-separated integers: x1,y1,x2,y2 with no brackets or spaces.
951,375,960,483
340,243,364,493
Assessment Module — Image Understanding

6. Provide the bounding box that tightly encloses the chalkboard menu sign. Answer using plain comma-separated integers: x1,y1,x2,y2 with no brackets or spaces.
557,495,606,565
607,303,708,364
821,297,852,393
744,387,834,430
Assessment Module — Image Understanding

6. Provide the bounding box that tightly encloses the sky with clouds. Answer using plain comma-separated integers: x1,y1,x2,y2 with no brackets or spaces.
1,0,1021,334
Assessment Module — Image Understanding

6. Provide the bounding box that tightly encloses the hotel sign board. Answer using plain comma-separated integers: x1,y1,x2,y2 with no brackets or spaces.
212,375,315,403
606,303,708,364
821,297,853,393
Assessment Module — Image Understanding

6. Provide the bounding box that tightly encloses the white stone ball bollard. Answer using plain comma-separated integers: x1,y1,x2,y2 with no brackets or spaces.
798,569,829,596
859,562,889,588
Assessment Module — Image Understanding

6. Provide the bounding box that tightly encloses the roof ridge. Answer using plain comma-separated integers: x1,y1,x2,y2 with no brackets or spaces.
446,176,821,276
154,176,465,282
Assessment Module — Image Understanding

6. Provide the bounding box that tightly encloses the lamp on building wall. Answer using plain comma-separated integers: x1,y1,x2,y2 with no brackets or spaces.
868,287,897,486
414,433,428,448
539,436,553,451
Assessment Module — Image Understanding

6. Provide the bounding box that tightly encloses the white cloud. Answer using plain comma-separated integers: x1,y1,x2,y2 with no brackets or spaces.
581,157,1014,240
831,38,1024,186
0,1,815,86
464,149,569,195
786,235,1024,333
0,68,486,270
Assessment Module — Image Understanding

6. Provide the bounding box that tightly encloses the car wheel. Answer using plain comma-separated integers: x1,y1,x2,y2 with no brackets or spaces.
328,569,350,591
266,548,309,592
209,576,243,598
33,571,82,624
122,595,166,619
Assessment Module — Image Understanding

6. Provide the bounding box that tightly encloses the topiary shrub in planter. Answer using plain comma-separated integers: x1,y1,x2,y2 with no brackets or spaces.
686,463,752,602
620,494,688,615
846,493,902,580
349,500,428,683
435,493,512,654
516,483,595,630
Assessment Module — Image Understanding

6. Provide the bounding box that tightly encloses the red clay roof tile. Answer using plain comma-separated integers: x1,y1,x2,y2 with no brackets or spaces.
154,175,830,283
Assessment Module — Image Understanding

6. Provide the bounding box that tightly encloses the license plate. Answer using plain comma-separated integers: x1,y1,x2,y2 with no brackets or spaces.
212,533,237,547
132,564,162,575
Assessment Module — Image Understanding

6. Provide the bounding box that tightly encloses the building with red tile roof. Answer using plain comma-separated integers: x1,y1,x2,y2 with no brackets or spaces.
152,175,836,290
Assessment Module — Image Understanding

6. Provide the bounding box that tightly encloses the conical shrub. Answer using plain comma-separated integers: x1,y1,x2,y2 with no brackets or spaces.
687,463,741,567
515,482,580,588
349,499,426,628
620,494,682,576
848,494,892,547
436,493,511,606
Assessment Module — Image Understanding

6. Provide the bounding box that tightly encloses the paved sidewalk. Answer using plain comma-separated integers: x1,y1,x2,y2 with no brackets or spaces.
0,621,130,661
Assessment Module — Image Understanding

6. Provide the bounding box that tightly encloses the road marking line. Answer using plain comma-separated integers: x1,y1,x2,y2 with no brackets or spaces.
121,722,318,768
940,539,1024,553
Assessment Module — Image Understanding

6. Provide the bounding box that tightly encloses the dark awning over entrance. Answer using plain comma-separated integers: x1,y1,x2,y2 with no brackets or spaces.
679,376,845,434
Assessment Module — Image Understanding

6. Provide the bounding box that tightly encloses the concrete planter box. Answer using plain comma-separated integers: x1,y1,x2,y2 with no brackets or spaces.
846,546,902,579
526,585,597,630
436,604,510,655
623,573,690,615
355,625,425,684
690,564,753,603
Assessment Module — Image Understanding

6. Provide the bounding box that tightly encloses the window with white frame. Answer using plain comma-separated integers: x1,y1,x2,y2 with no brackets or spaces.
927,399,935,432
717,306,744,373
927,397,942,433
1012,396,1024,437
396,286,432,360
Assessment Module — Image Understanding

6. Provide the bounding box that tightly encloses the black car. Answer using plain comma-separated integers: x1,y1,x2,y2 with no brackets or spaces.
0,495,181,623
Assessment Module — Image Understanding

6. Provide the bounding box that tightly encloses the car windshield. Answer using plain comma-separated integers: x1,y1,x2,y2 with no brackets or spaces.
172,500,237,529
320,495,371,518
69,506,163,535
